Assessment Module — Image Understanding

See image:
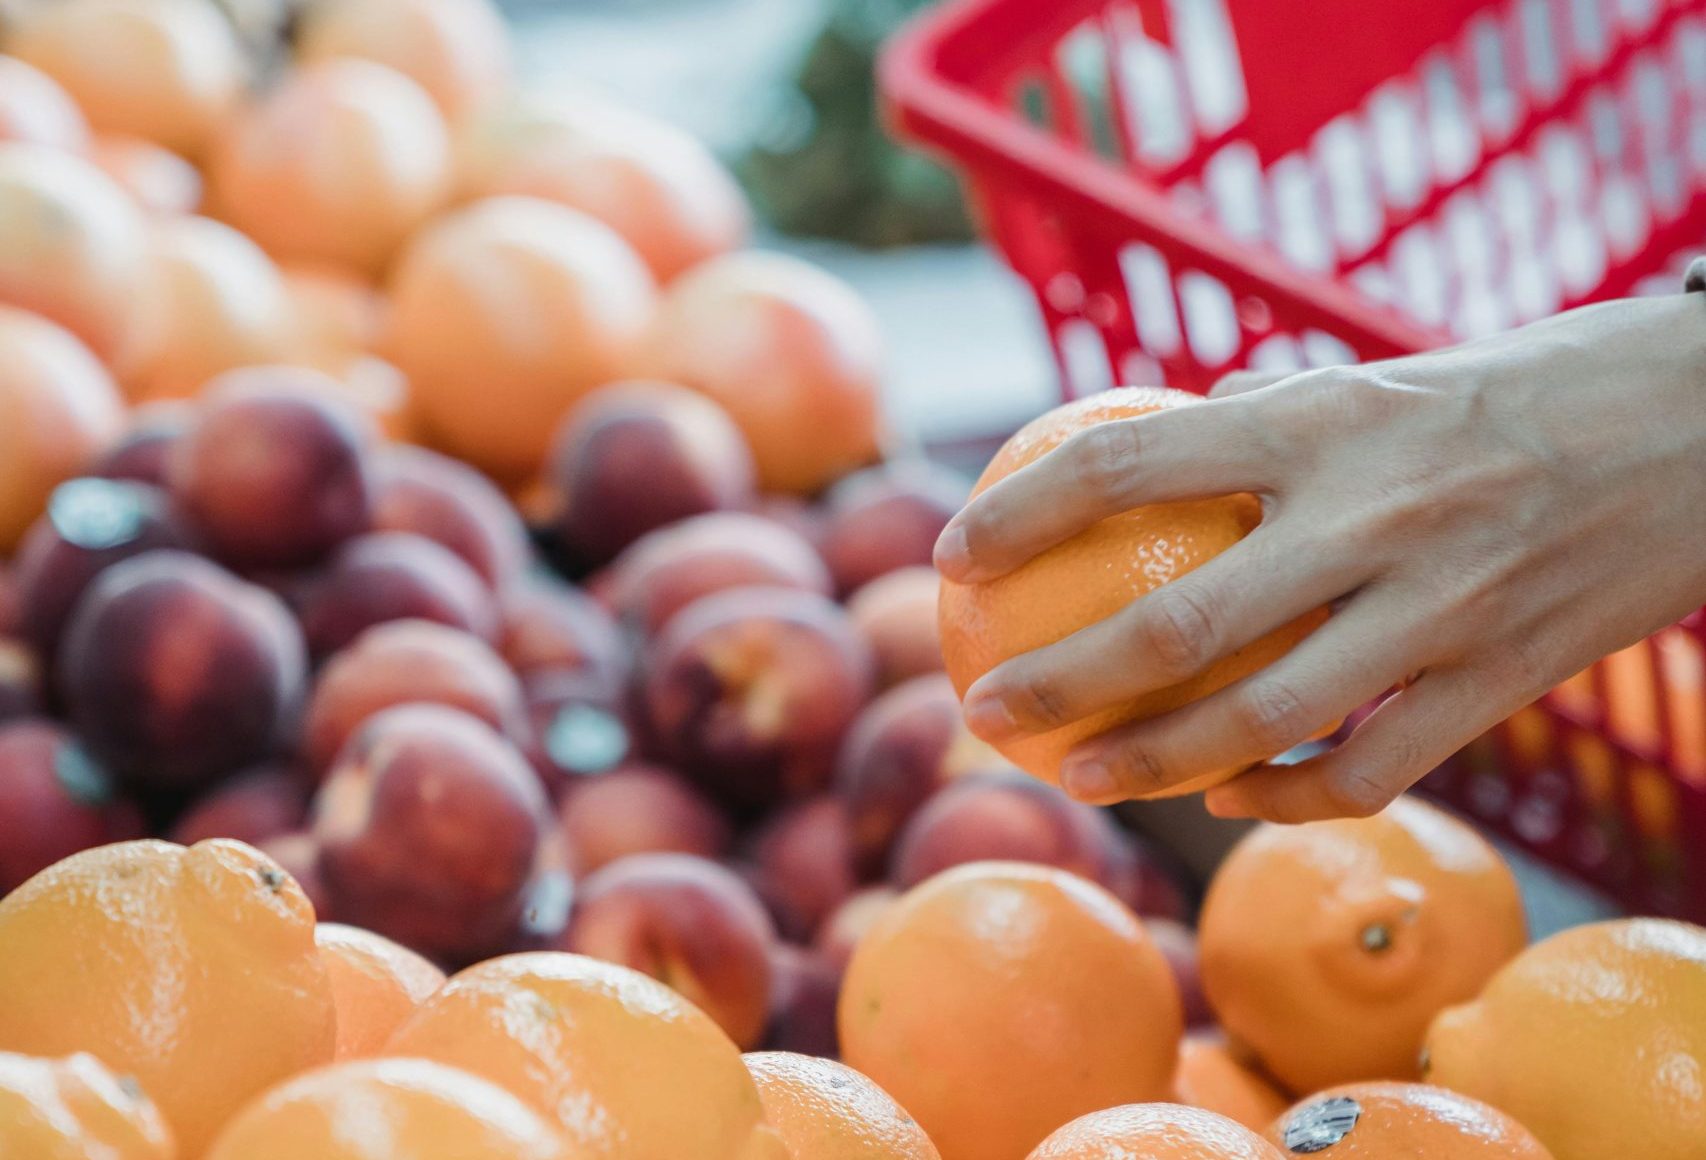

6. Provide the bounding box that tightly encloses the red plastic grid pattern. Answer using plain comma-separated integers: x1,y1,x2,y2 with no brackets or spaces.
882,0,1706,918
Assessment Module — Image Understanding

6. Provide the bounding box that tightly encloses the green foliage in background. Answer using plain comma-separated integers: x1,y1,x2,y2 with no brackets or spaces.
740,0,974,249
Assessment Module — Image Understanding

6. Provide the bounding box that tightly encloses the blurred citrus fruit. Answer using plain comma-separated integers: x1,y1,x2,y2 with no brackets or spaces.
315,922,445,1059
385,951,788,1160
1172,1033,1289,1135
1026,1103,1283,1160
385,195,655,483
90,136,203,216
5,0,246,158
0,1050,174,1160
119,214,292,402
1199,796,1525,1095
0,142,147,362
1265,1082,1553,1158
0,838,337,1155
839,862,1182,1160
0,305,124,551
456,95,748,282
208,59,449,278
637,251,882,495
1424,917,1706,1160
0,53,90,150
295,0,511,122
204,1057,572,1160
745,1051,940,1160
938,386,1327,792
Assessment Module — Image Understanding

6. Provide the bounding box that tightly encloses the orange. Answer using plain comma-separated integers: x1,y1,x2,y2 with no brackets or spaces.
938,387,1327,793
456,95,749,282
208,59,449,279
118,214,293,402
1265,1082,1552,1158
0,143,147,362
0,306,125,551
744,1051,941,1160
0,53,90,151
636,251,882,494
0,838,337,1155
204,1057,571,1160
384,951,788,1160
315,922,446,1060
295,0,511,122
1198,796,1526,1095
839,862,1183,1160
384,195,656,483
0,1050,174,1160
1424,917,1706,1160
1025,1103,1283,1160
1172,1033,1289,1134
5,0,247,159
90,136,203,216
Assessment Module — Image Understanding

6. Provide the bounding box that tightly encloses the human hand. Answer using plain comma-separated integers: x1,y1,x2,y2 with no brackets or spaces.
935,294,1706,822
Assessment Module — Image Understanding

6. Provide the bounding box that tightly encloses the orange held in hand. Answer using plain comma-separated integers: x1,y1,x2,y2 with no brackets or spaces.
1026,1103,1284,1160
385,196,657,484
0,306,125,553
1265,1083,1553,1158
1424,917,1706,1160
745,1051,941,1160
0,838,336,1156
0,1051,174,1160
314,922,445,1059
1198,797,1525,1096
938,387,1327,796
384,951,788,1160
839,862,1183,1160
204,1057,573,1160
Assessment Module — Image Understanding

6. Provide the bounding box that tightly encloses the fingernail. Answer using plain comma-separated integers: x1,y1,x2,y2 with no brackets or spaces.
964,695,1018,741
1062,757,1117,802
933,523,974,579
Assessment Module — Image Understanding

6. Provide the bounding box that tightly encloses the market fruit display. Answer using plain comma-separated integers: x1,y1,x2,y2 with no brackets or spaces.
0,2,1701,1156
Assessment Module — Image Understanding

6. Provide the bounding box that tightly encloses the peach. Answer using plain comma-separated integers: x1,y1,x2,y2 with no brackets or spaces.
746,795,858,942
1103,832,1193,923
761,943,842,1058
753,494,828,550
557,763,730,876
0,566,16,638
847,566,944,687
371,444,529,590
168,763,310,846
641,586,874,811
255,831,335,921
302,618,527,777
888,769,1121,889
57,550,307,792
602,511,832,637
293,530,498,661
0,640,38,724
0,719,142,893
555,851,776,1048
87,402,191,487
168,369,374,569
835,673,1005,877
814,886,899,974
10,478,195,661
498,576,629,690
819,460,966,595
520,667,637,795
544,380,755,569
314,703,551,963
1148,918,1211,1027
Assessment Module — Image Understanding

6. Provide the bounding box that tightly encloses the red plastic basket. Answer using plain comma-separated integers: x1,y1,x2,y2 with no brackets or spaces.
881,0,1706,919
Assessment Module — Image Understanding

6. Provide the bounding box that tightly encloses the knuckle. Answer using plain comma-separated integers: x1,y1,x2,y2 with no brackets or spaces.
1068,421,1146,502
1140,586,1217,679
1009,669,1072,729
1325,767,1399,818
1235,679,1310,755
1115,744,1172,792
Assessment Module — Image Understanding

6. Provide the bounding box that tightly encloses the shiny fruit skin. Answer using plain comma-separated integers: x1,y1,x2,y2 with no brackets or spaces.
745,1051,942,1160
1025,1103,1284,1160
0,1050,174,1160
1265,1082,1554,1159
